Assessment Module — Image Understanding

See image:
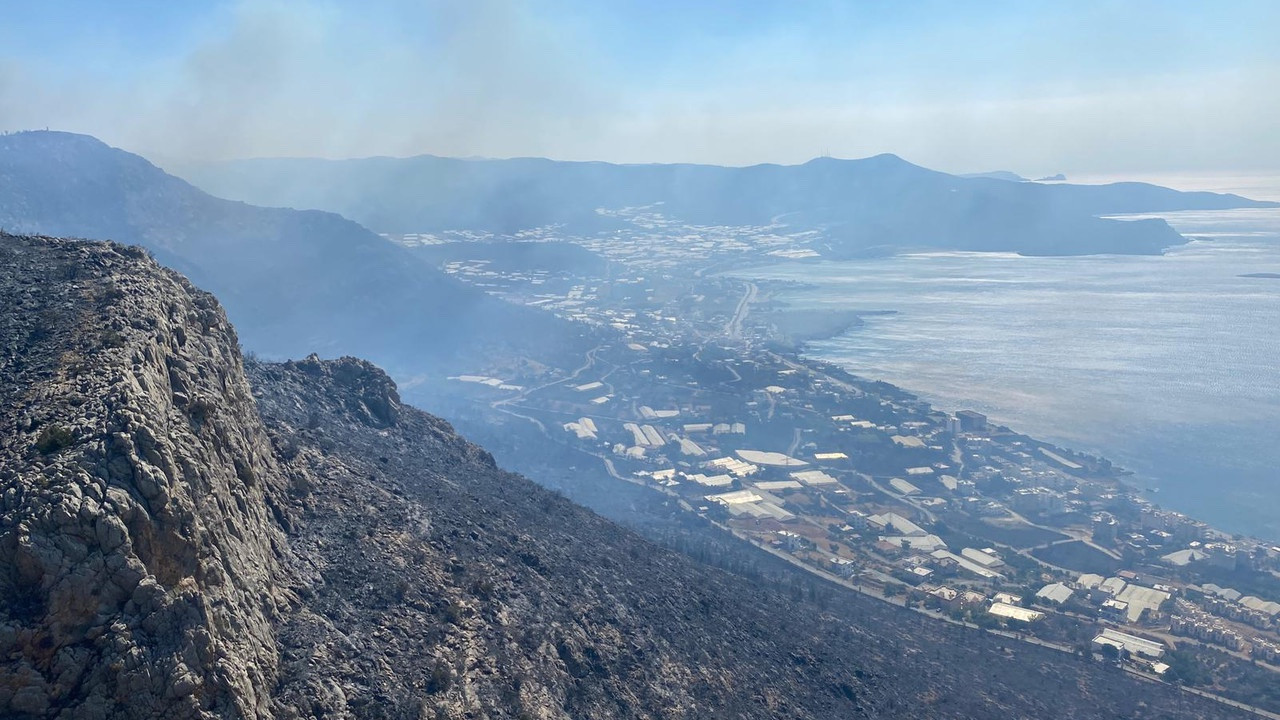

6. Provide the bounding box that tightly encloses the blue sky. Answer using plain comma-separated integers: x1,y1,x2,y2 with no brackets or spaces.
1,1,1277,175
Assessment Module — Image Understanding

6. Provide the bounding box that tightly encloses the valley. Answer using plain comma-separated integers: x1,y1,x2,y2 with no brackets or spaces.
417,219,1280,715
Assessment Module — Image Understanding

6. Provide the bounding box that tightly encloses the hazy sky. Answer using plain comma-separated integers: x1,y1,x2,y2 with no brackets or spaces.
1,0,1277,176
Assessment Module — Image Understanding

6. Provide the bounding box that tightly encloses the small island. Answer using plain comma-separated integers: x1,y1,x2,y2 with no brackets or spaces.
1240,272,1280,279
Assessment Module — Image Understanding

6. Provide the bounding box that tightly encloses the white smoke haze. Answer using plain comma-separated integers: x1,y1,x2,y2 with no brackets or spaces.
0,0,1277,177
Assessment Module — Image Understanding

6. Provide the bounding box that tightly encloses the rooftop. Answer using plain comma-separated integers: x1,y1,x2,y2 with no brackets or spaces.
736,449,808,467
989,602,1043,623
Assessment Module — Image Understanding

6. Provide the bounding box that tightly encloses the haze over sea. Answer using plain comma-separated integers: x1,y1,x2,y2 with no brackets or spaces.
734,190,1280,542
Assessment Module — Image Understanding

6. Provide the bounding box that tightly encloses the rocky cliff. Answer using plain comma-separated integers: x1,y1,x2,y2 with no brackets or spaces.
0,234,288,717
1,232,1243,719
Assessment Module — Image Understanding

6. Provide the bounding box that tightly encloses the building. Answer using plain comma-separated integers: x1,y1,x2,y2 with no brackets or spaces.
955,410,988,432
1036,583,1074,605
792,470,840,486
1114,584,1171,623
1076,573,1106,590
960,547,1004,568
641,425,666,447
1097,577,1128,598
705,456,759,477
931,586,960,604
989,602,1043,623
889,477,922,495
930,549,1003,580
563,418,598,440
754,480,803,491
1101,599,1130,621
867,513,926,537
945,416,962,435
882,534,947,552
678,438,707,457
735,450,808,467
639,406,679,420
685,473,734,488
1092,629,1165,659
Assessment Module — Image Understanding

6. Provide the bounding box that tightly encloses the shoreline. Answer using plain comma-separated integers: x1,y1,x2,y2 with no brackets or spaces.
718,225,1280,544
777,332,1279,544
740,279,1275,545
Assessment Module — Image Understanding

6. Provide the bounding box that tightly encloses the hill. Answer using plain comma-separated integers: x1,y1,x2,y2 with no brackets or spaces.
0,131,590,383
960,170,1029,182
0,232,1244,718
179,152,1276,256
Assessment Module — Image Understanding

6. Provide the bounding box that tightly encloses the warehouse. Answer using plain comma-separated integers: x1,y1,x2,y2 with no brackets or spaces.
1093,629,1165,659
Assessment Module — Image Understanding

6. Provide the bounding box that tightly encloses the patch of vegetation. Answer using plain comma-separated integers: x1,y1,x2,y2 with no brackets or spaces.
1031,540,1121,575
1162,648,1212,686
111,242,150,260
27,309,62,343
95,281,127,308
1177,563,1280,601
426,659,453,694
100,329,127,348
188,397,215,424
943,513,1068,549
34,424,75,454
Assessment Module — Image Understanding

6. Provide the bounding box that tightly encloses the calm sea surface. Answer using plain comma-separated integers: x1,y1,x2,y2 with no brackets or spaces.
732,207,1280,540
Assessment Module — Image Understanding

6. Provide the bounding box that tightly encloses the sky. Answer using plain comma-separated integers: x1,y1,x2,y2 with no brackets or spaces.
1,0,1278,177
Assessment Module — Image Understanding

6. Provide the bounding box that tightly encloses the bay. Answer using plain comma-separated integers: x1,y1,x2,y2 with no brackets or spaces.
732,207,1280,540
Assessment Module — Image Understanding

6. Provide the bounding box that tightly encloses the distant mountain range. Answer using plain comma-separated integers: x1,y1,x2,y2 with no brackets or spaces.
178,153,1277,256
0,131,589,381
961,170,1032,182
961,171,1068,182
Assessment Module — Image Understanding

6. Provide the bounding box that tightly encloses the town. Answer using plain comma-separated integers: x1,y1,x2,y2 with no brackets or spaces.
389,216,1280,715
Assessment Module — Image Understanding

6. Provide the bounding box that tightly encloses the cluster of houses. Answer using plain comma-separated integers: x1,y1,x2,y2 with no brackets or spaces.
1170,609,1245,651
1198,583,1280,631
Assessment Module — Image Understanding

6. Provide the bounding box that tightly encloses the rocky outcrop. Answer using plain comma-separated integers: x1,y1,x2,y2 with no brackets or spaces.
1,233,1245,719
0,234,287,718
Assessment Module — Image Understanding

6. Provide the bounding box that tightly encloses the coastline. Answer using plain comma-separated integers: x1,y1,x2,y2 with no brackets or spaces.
729,257,1279,545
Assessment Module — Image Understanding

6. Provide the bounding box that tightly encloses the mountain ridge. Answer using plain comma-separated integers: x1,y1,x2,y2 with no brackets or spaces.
0,131,591,385
176,148,1275,257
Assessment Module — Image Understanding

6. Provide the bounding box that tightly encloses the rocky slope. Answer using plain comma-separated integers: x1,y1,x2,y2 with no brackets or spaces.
0,234,289,717
1,232,1244,718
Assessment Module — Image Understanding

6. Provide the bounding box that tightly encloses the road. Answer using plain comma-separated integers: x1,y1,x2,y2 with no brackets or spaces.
1002,504,1123,560
862,472,938,524
786,427,803,457
769,349,864,397
493,345,602,411
725,281,757,340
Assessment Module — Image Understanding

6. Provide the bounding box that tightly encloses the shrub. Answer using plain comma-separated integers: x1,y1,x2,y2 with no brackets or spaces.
34,425,75,454
100,329,127,348
427,660,452,693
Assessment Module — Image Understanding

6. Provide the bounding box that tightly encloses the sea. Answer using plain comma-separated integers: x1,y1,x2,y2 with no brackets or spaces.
731,182,1280,542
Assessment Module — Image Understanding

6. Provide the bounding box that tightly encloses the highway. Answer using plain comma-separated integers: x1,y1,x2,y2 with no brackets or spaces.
725,281,757,340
